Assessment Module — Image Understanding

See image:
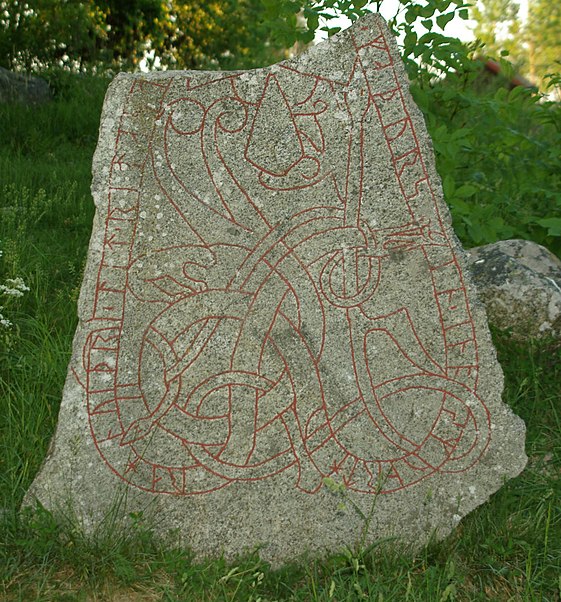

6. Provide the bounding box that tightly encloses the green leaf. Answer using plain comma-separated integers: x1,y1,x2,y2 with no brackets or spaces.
458,8,469,19
494,87,508,101
443,174,456,199
405,7,418,24
300,30,315,44
537,218,561,237
403,30,418,52
508,85,528,101
419,5,436,18
411,85,429,112
321,26,341,36
436,12,455,30
455,184,478,198
449,198,471,214
450,127,473,141
414,43,429,58
306,13,319,32
467,221,485,244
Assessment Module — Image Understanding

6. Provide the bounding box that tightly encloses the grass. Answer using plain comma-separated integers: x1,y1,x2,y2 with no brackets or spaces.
0,72,560,601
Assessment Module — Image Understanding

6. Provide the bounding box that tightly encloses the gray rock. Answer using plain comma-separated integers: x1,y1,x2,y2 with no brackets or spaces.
0,67,51,104
467,240,561,339
25,14,526,565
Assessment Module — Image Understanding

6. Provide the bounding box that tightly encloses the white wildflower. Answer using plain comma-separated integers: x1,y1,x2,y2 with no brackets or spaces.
0,245,29,330
0,277,30,297
0,315,12,328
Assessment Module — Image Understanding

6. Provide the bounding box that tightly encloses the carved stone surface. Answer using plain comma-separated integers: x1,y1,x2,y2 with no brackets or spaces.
26,14,527,564
467,239,561,339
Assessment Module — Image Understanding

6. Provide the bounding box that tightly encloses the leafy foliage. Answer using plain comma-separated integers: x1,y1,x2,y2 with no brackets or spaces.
0,0,291,71
470,0,521,62
159,0,292,70
412,65,561,251
0,0,107,71
526,0,561,86
392,0,561,252
470,0,561,92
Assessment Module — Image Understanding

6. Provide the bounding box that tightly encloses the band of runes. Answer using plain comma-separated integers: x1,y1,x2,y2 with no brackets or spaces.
80,21,491,497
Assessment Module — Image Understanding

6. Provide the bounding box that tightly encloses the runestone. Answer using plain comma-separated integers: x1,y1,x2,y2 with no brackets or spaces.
26,13,527,564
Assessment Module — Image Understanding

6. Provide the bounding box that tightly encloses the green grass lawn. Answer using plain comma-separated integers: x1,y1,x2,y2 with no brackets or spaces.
0,74,560,601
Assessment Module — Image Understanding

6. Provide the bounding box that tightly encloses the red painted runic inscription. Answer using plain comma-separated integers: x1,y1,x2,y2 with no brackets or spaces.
82,23,491,496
